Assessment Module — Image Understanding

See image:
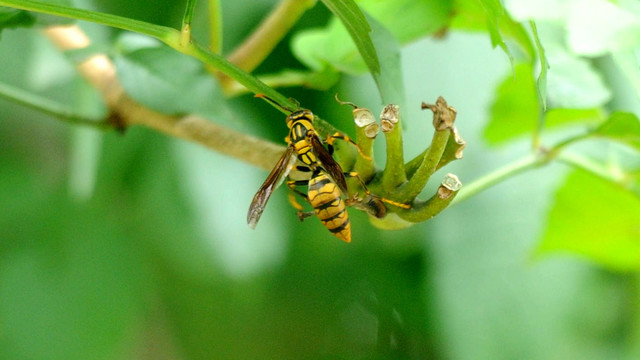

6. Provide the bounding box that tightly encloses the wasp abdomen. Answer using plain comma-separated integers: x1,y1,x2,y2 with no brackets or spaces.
308,174,351,242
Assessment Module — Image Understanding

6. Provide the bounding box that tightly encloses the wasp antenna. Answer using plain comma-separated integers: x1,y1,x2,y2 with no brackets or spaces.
334,93,358,109
255,93,297,112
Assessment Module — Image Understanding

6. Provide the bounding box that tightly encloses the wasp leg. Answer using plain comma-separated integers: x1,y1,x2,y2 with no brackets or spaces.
344,171,411,209
286,179,314,221
325,133,372,161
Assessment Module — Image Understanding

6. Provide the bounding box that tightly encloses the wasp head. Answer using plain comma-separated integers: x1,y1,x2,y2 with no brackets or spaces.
286,109,314,128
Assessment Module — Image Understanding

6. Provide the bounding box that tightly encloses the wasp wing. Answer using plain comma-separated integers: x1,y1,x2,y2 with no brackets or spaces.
310,134,348,194
247,146,297,229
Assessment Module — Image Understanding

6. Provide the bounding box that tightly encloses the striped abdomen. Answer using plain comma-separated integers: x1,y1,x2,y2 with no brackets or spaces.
308,172,351,243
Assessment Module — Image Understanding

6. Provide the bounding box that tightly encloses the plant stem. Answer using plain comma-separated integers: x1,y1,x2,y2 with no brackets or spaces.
0,0,174,40
451,153,540,205
380,105,407,192
0,0,298,114
396,129,449,202
208,0,222,54
556,151,631,188
397,184,459,222
42,25,286,171
0,81,108,129
226,0,316,73
180,0,198,46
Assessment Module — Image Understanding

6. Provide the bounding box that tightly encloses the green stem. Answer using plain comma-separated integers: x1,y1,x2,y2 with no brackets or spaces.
353,126,376,182
380,105,407,192
224,70,316,97
208,0,222,53
180,0,198,46
396,129,449,202
0,0,305,116
186,43,296,113
226,0,316,74
0,81,108,129
397,185,459,222
548,132,593,155
451,153,541,205
556,151,630,187
0,0,174,40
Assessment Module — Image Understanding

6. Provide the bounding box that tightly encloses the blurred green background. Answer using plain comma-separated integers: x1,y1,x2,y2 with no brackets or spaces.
1,0,639,359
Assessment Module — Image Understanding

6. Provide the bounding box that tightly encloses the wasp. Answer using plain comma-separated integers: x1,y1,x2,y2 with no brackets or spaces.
247,96,372,241
285,166,392,242
286,168,352,241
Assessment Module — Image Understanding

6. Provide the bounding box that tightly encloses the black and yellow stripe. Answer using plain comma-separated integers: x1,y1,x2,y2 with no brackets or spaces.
286,110,317,167
308,172,351,242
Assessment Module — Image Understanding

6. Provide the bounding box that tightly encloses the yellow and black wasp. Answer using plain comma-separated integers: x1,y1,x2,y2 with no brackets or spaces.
246,96,374,242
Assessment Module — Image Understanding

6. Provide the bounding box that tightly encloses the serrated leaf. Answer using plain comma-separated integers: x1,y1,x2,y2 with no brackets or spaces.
0,7,35,36
537,169,640,271
593,112,640,151
114,46,221,116
320,0,380,76
484,63,538,145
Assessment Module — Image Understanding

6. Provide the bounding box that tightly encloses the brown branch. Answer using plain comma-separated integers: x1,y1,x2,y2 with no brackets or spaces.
43,25,285,171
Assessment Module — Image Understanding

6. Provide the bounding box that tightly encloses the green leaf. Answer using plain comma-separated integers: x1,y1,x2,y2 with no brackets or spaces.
545,42,611,109
529,20,548,110
593,112,640,151
613,52,640,104
365,12,403,105
0,7,35,35
452,0,534,63
0,0,75,29
483,63,538,145
0,198,148,360
319,0,380,77
114,45,222,116
292,0,454,76
545,107,605,128
358,0,453,42
479,0,513,63
566,0,640,56
537,169,640,271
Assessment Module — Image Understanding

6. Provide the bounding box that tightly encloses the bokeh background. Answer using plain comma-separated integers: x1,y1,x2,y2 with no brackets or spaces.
1,0,639,359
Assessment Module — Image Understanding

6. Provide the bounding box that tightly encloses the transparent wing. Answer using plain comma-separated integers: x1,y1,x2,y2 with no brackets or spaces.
247,146,297,229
